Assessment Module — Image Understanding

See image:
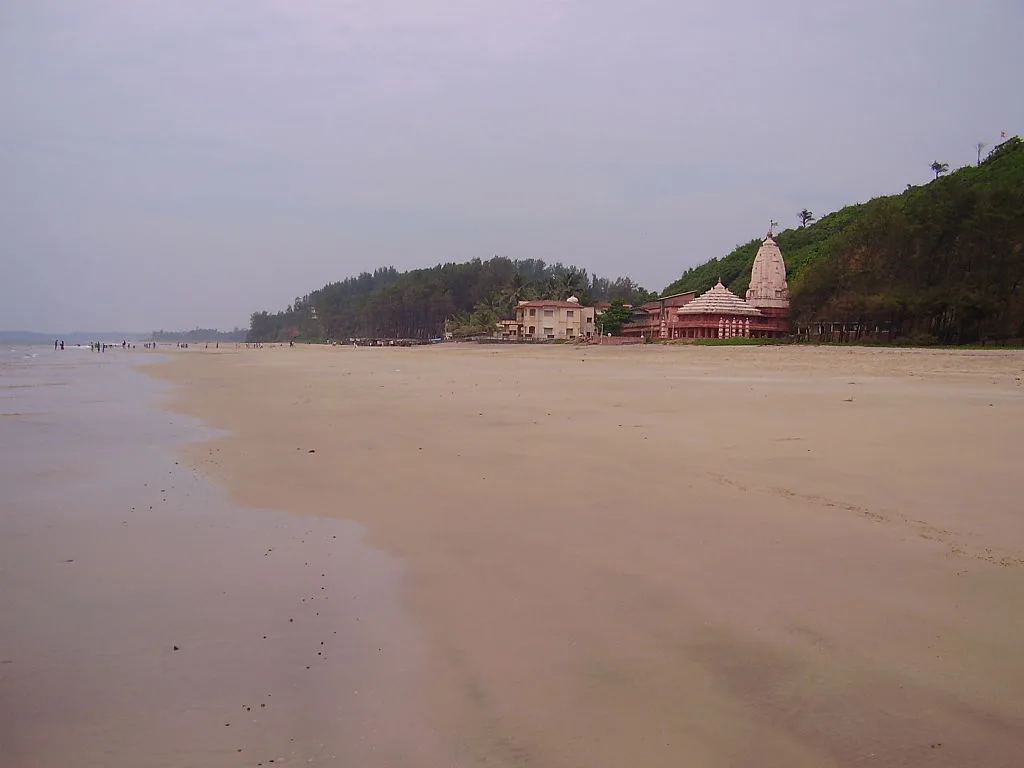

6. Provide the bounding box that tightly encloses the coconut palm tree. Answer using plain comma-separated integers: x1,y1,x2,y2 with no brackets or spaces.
930,161,949,179
474,293,503,321
502,272,532,312
798,209,816,227
558,267,587,299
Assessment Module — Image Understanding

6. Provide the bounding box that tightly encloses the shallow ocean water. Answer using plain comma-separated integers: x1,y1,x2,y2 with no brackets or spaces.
0,347,449,767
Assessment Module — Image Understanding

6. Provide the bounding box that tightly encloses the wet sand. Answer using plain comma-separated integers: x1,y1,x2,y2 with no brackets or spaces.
146,343,1024,767
0,351,451,767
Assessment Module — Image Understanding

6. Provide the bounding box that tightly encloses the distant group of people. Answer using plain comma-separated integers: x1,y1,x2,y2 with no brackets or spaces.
85,339,135,353
48,338,241,352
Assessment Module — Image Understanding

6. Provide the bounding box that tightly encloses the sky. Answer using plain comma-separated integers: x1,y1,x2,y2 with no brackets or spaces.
2,0,1022,332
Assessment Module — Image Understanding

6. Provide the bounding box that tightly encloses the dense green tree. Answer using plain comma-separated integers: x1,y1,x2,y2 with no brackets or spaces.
598,299,635,335
502,272,533,313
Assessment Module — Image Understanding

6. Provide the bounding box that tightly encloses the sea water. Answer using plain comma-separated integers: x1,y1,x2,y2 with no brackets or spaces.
0,347,452,767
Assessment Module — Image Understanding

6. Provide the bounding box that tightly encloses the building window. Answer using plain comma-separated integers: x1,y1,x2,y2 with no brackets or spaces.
529,308,536,317
543,309,554,318
566,310,574,318
528,326,535,335
586,316,592,324
544,327,554,339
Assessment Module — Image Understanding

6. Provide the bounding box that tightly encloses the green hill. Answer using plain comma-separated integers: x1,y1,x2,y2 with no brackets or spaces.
663,137,1024,344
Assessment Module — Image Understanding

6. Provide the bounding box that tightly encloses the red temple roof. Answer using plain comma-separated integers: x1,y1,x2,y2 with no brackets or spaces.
677,280,762,316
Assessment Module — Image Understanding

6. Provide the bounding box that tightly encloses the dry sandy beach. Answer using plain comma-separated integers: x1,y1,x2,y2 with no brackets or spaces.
146,343,1024,767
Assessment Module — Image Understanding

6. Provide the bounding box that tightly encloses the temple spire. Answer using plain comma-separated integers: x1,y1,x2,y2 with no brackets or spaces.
746,229,790,310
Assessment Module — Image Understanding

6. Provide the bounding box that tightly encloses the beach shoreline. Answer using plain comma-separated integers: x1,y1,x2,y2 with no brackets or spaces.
143,343,1024,767
0,349,452,768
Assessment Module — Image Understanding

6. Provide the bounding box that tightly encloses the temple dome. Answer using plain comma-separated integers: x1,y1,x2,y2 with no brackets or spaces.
678,280,762,316
746,234,789,310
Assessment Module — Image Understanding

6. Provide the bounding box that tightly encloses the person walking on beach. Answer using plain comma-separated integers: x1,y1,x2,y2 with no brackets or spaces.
60,340,64,350
54,339,59,350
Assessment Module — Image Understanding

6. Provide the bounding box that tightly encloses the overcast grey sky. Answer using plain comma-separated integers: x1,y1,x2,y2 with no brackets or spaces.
2,0,1022,332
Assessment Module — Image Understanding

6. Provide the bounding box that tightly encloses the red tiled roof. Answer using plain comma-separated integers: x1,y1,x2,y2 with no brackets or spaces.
677,280,762,316
518,300,590,308
641,291,698,310
661,290,698,300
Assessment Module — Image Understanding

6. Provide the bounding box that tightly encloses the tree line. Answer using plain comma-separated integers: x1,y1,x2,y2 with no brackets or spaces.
151,328,248,342
248,259,654,342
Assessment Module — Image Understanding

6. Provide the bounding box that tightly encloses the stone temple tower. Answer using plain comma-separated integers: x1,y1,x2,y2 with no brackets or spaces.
745,231,790,331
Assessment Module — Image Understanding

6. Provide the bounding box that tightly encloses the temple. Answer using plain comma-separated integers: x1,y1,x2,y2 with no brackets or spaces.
745,231,790,329
621,231,791,339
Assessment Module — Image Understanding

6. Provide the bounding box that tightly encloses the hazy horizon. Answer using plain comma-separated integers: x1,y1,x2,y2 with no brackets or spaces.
3,0,1022,332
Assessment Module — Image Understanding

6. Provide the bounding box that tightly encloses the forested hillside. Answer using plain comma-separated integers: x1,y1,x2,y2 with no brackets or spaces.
248,260,652,342
664,137,1024,344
